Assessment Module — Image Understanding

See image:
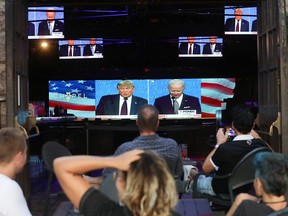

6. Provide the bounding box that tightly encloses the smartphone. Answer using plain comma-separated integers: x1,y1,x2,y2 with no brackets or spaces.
226,127,236,137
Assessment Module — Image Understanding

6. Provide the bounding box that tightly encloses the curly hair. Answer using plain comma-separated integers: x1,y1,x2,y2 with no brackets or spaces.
121,150,178,216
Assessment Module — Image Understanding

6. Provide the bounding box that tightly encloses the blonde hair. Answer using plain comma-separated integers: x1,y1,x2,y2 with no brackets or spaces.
121,151,178,216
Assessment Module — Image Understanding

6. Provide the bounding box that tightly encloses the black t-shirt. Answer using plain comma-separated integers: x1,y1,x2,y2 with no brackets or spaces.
79,188,132,216
211,138,267,194
233,200,274,216
79,188,180,216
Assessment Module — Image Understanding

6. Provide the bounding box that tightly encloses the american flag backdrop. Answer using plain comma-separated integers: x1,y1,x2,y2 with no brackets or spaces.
49,80,96,118
201,78,235,117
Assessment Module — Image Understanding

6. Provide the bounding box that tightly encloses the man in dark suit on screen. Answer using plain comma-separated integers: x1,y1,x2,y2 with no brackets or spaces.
179,36,200,55
96,80,148,115
38,8,64,36
225,8,249,32
252,19,257,32
83,38,103,56
154,79,201,115
202,36,223,55
28,22,35,36
59,40,81,57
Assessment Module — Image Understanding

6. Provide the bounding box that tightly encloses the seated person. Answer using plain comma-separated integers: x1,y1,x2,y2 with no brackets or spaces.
186,105,268,196
227,152,288,216
54,150,180,216
23,103,40,136
154,79,201,114
102,104,183,179
96,80,148,115
0,128,32,215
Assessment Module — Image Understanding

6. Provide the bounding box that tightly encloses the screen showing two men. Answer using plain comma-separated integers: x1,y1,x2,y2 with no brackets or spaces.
48,78,235,118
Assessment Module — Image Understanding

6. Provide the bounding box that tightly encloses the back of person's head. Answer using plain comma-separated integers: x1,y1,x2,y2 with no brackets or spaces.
254,152,288,196
0,127,26,164
117,80,134,88
122,150,178,216
231,105,255,134
137,104,159,133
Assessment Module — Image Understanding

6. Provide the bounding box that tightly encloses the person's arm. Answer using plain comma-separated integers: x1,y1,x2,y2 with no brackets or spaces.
202,128,228,173
226,193,258,216
53,149,143,209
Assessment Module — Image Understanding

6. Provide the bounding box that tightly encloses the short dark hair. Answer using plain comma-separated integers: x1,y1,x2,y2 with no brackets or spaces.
254,152,288,196
0,127,26,164
231,105,255,134
137,105,159,133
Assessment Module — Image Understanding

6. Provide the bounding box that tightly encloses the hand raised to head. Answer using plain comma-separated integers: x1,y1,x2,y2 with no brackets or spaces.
114,149,144,171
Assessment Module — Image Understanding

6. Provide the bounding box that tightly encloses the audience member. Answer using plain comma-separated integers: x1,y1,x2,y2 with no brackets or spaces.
102,104,183,179
54,149,180,216
186,105,268,196
59,40,81,57
154,79,201,114
96,80,147,115
0,127,32,215
179,36,200,54
225,8,249,32
227,152,288,216
38,8,64,36
202,36,223,55
83,38,103,56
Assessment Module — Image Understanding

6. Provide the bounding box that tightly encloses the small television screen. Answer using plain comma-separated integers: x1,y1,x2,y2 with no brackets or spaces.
48,78,235,118
29,101,46,117
28,6,65,39
178,36,223,57
58,38,104,59
224,6,257,35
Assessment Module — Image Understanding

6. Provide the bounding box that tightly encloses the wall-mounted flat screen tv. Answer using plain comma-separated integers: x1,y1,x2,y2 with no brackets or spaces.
28,6,65,39
178,36,223,57
224,6,257,35
58,38,104,59
48,78,235,118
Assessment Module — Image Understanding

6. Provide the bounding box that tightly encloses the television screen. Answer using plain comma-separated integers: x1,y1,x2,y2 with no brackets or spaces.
58,38,104,59
178,36,223,57
48,78,235,118
224,6,257,35
28,6,65,39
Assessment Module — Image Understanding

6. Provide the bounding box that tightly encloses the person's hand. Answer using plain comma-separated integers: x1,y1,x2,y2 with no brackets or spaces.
234,193,258,205
216,128,228,145
114,149,144,171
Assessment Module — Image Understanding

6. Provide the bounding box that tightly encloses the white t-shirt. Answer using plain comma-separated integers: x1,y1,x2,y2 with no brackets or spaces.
0,174,32,216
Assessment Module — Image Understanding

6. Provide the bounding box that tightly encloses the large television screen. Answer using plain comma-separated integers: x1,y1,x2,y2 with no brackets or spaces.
224,6,257,35
28,6,65,39
48,78,235,118
178,36,223,57
58,38,104,59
